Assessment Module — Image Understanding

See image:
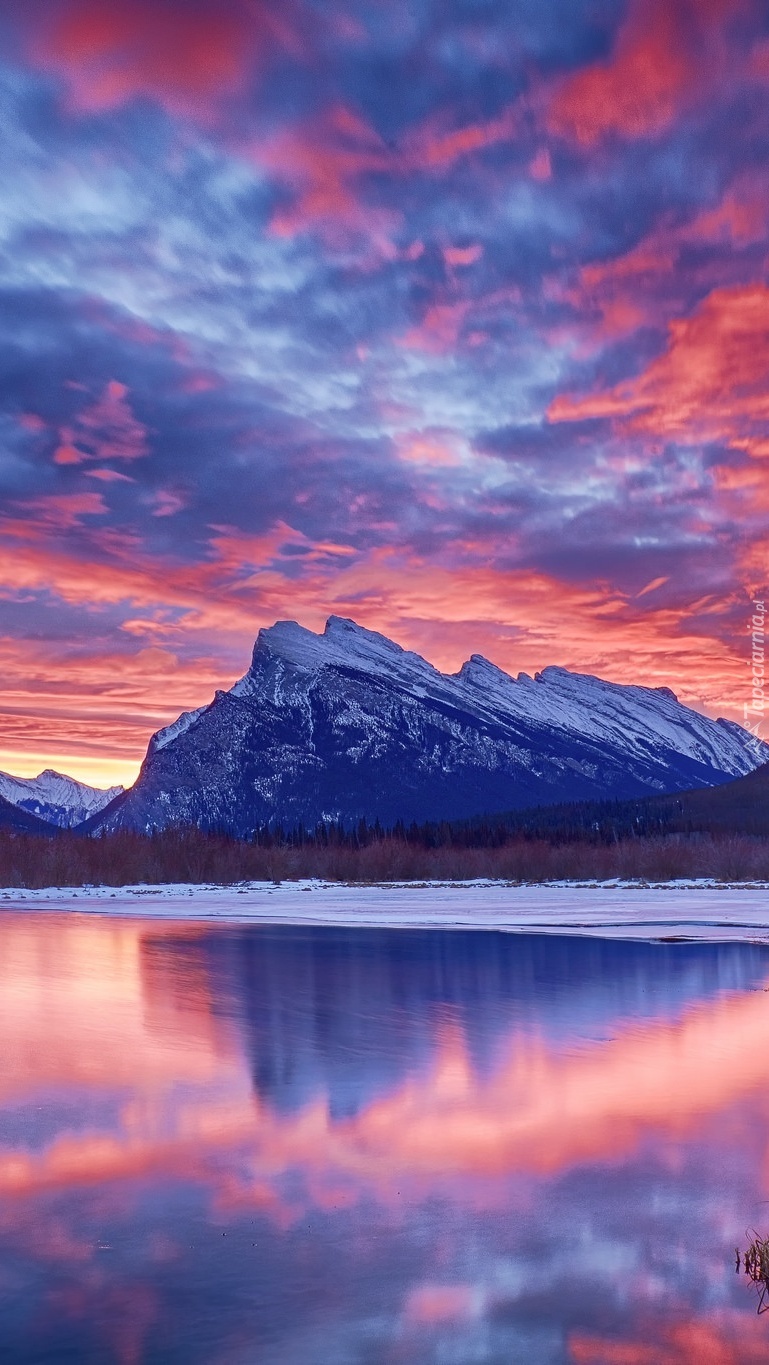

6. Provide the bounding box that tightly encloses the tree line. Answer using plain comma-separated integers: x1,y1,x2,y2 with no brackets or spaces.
1,765,765,887
0,822,765,888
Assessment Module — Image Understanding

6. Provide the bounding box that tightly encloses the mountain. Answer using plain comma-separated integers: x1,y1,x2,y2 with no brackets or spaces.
562,761,769,841
655,759,769,835
0,769,124,829
0,792,57,835
87,616,769,837
446,760,769,845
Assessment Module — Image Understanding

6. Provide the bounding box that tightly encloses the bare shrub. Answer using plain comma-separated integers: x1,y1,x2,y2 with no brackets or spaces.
0,827,766,888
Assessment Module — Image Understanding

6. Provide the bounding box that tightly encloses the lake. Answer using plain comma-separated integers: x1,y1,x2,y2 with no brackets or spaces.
1,913,769,1363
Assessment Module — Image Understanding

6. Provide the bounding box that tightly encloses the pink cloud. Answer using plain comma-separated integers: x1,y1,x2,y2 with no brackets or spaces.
257,99,520,249
53,436,87,466
85,468,135,483
15,492,109,530
150,489,187,518
404,1284,480,1326
53,380,149,468
554,175,769,346
547,0,748,145
17,413,48,433
261,104,400,247
404,104,518,169
443,243,483,267
395,431,464,467
548,283,769,459
399,300,473,353
529,146,552,180
397,286,520,354
23,0,300,122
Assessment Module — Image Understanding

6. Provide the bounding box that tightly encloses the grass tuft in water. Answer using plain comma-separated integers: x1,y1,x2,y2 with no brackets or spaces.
739,1233,769,1313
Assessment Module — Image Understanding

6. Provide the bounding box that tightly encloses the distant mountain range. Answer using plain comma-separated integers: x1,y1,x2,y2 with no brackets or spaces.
0,793,55,835
78,617,767,837
0,769,122,830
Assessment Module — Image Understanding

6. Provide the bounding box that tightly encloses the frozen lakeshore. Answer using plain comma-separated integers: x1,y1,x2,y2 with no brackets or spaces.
2,879,769,942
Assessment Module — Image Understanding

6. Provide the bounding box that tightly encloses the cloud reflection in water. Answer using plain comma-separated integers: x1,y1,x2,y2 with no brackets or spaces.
1,919,769,1362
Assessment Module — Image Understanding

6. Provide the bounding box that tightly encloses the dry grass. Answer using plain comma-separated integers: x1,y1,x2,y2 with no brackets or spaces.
740,1234,769,1313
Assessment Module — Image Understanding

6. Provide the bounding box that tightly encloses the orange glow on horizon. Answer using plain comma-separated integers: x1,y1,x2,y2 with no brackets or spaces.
0,553,758,787
0,750,141,791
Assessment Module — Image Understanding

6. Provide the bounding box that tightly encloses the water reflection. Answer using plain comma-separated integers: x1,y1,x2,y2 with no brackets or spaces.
1,917,769,1362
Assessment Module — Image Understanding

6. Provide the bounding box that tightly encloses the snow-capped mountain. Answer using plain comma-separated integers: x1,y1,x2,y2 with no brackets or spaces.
88,616,769,836
0,769,124,829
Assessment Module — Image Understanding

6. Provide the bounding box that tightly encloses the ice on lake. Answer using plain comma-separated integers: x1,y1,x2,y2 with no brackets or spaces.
3,878,769,941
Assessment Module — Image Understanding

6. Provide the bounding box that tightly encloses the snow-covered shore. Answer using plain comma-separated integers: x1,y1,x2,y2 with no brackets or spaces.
1,879,769,941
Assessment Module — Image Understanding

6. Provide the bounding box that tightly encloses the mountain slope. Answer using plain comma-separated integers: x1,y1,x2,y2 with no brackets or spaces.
89,617,768,836
664,759,769,834
596,760,769,839
0,769,124,829
0,792,58,835
446,760,769,845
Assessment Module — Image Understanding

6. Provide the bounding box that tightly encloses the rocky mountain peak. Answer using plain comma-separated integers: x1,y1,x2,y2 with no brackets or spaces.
90,616,769,837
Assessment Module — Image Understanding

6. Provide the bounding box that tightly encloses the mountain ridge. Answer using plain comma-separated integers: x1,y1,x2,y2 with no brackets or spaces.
0,769,124,829
0,791,59,835
87,616,768,837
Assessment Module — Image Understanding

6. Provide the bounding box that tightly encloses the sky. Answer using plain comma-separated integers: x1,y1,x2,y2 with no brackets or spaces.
0,0,768,788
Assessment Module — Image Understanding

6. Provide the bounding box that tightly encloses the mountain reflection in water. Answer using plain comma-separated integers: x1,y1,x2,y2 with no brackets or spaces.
1,917,769,1362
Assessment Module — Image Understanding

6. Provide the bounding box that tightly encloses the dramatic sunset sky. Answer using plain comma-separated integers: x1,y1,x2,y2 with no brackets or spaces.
1,0,768,787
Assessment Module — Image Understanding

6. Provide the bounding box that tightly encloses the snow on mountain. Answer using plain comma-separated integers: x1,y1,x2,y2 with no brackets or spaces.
150,704,209,754
90,616,769,836
0,769,124,829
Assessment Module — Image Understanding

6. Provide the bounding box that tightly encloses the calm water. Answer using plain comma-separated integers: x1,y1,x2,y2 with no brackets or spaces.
2,916,769,1363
